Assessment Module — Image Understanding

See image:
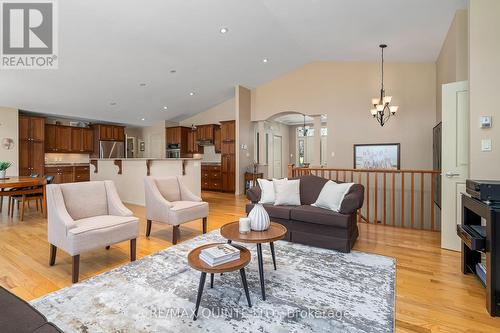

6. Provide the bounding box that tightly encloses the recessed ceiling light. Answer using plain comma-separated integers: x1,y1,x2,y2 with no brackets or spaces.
220,27,228,34
189,92,195,96
163,106,168,110
262,58,269,63
141,118,145,121
139,83,146,87
170,69,176,74
109,102,117,106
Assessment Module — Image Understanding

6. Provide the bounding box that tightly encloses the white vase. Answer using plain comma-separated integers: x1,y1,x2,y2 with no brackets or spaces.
0,170,5,179
248,203,270,231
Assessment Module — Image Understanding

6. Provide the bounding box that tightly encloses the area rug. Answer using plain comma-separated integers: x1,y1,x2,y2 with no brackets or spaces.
31,231,396,333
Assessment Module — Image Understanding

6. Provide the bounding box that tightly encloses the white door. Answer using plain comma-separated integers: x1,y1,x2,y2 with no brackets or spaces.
273,135,282,178
441,81,469,251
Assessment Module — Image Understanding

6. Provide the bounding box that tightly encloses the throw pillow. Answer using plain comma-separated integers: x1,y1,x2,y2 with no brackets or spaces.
312,180,354,212
257,178,275,204
273,178,301,206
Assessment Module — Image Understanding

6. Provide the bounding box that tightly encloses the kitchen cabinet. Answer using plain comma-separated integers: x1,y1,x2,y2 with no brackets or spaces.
71,127,94,153
94,124,125,141
187,130,202,154
220,120,236,192
166,126,190,156
214,126,221,153
46,125,94,153
221,120,236,142
196,124,219,142
45,165,90,184
201,164,222,191
19,115,45,176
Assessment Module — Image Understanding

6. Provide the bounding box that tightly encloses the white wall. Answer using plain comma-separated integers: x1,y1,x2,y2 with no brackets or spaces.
469,0,500,180
0,107,19,176
236,86,253,194
251,62,436,170
180,98,235,126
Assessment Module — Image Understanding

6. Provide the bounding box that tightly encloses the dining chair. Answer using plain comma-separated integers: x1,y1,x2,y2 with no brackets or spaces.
6,173,40,218
144,176,208,244
10,175,54,220
47,180,139,283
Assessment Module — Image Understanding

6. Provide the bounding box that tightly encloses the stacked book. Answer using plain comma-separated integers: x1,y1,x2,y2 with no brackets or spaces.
200,244,240,267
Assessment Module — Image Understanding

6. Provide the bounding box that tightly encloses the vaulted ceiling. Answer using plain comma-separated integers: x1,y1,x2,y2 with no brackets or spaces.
0,0,466,126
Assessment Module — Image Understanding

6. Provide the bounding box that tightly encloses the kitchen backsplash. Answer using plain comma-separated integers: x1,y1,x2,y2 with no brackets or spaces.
45,153,90,164
197,145,221,163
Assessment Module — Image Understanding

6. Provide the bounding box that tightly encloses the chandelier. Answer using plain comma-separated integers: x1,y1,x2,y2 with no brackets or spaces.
370,44,399,127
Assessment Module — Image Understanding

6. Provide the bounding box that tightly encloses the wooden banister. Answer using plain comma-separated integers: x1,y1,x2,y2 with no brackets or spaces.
290,166,441,231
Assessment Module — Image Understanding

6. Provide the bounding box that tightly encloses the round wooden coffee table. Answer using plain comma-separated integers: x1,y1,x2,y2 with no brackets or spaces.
220,221,287,301
188,243,252,320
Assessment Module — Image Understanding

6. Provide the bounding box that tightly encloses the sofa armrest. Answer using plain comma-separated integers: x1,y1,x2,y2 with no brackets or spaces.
104,180,133,217
246,186,261,203
339,184,365,215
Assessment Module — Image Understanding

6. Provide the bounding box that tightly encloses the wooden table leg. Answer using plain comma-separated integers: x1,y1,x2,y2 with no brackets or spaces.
240,268,252,307
257,243,266,300
270,242,277,270
42,185,47,218
193,272,207,320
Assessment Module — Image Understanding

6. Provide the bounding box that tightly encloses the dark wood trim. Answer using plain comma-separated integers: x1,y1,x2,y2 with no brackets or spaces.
49,244,57,266
114,159,123,175
146,219,152,237
130,239,136,262
172,225,179,245
146,159,153,176
90,159,98,173
202,217,207,234
72,255,80,283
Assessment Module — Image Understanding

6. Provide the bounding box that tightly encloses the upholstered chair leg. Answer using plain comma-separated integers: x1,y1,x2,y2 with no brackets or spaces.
130,239,136,261
146,219,152,237
202,217,207,234
72,255,80,283
49,244,57,266
172,225,179,245
105,246,110,250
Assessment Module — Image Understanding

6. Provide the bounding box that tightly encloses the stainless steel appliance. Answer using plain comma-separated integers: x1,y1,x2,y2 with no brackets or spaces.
99,141,125,158
166,144,181,158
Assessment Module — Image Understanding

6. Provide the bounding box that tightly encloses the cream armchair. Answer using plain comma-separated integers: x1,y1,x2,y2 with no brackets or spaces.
47,180,139,283
144,176,208,244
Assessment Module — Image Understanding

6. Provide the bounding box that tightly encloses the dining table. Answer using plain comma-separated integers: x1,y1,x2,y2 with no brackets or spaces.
0,176,47,218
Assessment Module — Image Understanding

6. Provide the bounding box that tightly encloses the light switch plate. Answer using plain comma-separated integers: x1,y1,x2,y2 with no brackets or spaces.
480,116,492,128
481,139,492,152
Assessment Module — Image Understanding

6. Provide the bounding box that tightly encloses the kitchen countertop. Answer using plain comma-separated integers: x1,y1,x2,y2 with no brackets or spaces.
45,163,90,167
94,158,202,161
201,162,221,165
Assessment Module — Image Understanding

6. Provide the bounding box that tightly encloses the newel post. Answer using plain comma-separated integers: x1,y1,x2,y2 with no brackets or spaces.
287,164,295,178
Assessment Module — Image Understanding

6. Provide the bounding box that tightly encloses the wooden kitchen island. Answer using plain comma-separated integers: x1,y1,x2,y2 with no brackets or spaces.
90,158,202,206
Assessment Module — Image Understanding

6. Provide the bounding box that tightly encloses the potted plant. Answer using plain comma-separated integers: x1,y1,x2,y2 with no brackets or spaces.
0,161,12,179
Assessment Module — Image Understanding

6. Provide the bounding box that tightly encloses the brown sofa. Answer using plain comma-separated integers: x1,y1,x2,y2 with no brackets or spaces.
0,287,62,333
246,175,364,252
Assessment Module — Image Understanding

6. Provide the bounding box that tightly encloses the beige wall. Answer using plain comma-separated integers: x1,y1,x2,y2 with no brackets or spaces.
0,107,19,176
251,62,436,169
469,0,500,179
436,9,468,123
236,86,253,194
180,98,235,126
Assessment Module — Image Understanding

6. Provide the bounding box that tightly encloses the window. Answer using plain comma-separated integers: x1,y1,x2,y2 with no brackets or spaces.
298,139,305,166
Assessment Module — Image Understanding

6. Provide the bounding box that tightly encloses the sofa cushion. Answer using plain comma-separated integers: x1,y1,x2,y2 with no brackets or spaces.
290,205,351,228
299,175,329,205
0,287,49,332
67,215,139,255
339,183,365,214
246,203,292,220
168,201,209,225
60,181,108,220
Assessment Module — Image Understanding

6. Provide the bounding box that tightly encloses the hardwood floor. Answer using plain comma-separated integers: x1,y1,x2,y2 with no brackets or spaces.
0,191,499,332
